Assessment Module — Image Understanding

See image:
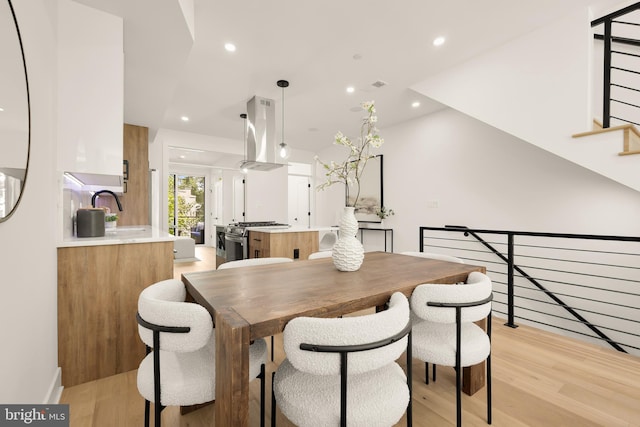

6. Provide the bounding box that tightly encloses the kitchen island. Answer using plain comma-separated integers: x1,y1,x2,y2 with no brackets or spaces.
247,226,336,260
57,226,175,386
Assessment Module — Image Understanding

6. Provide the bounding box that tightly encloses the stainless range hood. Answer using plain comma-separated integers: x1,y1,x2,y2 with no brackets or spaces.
242,95,285,171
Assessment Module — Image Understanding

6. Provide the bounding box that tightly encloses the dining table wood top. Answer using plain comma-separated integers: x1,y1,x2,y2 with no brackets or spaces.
182,251,486,427
183,251,485,339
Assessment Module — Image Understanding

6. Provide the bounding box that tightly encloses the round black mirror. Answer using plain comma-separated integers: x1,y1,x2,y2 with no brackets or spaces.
0,0,30,222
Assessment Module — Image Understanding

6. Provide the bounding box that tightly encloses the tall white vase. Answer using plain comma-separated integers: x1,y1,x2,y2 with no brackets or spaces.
332,207,365,271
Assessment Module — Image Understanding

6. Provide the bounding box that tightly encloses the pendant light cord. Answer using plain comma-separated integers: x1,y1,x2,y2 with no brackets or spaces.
240,113,247,164
277,80,289,157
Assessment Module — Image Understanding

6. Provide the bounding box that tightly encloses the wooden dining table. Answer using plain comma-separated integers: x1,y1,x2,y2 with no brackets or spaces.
182,251,486,426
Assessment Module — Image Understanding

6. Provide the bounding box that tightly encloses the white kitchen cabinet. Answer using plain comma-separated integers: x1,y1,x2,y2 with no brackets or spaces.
57,0,124,176
232,174,245,223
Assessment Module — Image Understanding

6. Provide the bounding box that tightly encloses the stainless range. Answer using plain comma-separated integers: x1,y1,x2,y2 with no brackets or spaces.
224,221,290,261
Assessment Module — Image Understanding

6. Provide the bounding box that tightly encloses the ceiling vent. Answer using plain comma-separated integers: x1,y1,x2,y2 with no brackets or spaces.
371,80,387,88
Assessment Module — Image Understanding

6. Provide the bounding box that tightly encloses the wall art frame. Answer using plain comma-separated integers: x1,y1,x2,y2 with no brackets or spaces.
345,154,383,223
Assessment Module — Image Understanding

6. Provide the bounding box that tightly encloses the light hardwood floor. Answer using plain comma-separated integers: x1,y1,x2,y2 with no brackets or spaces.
61,246,640,426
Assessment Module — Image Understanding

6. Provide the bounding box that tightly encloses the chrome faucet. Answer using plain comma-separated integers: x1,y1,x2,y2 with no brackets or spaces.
91,190,123,211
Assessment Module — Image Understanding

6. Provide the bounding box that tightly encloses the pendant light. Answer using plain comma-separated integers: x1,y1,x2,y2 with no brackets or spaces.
277,79,291,160
240,113,248,173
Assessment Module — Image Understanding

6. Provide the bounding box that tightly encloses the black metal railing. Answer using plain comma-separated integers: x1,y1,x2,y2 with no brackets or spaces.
592,2,640,128
418,226,640,355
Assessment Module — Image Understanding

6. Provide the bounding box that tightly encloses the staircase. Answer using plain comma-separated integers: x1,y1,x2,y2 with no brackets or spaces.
572,119,640,155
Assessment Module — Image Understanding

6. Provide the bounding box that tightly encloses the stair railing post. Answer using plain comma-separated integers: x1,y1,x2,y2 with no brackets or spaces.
603,18,612,128
505,233,518,328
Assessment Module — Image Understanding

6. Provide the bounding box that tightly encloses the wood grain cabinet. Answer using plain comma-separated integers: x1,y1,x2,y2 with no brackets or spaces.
57,241,173,386
248,231,319,260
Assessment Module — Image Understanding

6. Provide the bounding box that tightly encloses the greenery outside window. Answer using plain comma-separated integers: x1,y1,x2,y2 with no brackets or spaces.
168,174,205,238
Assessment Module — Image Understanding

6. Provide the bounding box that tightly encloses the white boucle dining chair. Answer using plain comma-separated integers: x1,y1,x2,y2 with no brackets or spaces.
136,278,268,427
318,232,337,251
410,271,493,427
272,292,413,427
401,250,466,382
217,257,293,360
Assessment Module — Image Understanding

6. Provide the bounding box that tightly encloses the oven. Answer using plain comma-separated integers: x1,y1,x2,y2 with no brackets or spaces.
224,232,247,262
224,221,290,261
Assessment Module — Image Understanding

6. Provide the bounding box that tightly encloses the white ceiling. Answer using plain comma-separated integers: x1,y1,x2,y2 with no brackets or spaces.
75,0,619,167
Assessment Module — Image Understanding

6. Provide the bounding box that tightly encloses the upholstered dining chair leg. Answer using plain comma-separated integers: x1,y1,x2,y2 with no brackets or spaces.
455,365,462,427
424,362,437,384
407,330,413,427
271,372,276,427
488,314,493,424
425,362,429,384
144,400,150,427
260,364,266,427
455,307,462,427
488,353,492,424
154,402,162,427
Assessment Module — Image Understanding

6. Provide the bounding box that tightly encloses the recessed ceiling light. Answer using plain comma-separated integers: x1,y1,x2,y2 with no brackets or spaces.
0,107,4,112
346,86,355,93
224,43,236,52
180,116,189,122
412,101,421,108
179,155,186,159
433,36,445,47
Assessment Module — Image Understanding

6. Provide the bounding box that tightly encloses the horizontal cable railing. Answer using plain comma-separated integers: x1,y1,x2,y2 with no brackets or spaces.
592,3,640,128
419,226,640,355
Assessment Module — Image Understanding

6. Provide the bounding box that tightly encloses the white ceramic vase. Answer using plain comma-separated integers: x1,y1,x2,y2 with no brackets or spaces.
332,206,365,271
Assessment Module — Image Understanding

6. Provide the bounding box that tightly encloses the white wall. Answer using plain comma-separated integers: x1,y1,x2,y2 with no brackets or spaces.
245,167,288,223
412,6,640,192
375,108,640,255
0,0,60,403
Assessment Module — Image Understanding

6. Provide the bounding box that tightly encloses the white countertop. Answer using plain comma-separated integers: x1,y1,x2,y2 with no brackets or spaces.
246,226,338,234
58,225,176,248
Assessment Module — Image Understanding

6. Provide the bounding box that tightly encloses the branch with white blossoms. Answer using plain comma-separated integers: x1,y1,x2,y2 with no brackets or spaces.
315,101,384,207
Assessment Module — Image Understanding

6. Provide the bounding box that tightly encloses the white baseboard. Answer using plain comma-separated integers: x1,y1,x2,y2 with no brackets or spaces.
44,367,64,404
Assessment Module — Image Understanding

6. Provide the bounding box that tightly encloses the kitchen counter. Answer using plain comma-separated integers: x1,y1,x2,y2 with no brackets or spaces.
57,226,175,386
58,225,175,247
246,227,336,259
245,225,338,234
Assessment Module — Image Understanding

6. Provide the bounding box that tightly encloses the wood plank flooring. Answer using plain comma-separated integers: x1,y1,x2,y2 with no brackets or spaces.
60,246,640,426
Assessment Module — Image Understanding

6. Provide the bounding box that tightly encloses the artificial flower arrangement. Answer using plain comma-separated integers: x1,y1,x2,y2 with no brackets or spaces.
315,100,384,207
375,206,395,220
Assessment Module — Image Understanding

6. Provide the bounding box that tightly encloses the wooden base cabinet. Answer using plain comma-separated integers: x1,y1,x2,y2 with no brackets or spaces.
57,241,173,386
248,231,319,260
